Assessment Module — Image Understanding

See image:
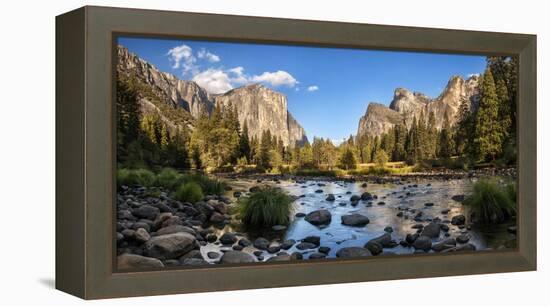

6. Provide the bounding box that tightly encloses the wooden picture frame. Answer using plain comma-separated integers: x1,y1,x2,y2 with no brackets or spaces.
56,6,536,299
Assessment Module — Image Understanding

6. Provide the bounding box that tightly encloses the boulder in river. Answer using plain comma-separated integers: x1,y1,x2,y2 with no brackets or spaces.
117,254,164,270
267,254,291,262
157,224,195,236
326,194,336,201
432,238,457,252
421,222,441,238
365,241,383,255
144,232,196,260
361,192,373,201
368,233,397,248
132,205,160,220
304,209,332,226
451,215,466,226
451,195,465,202
309,252,327,259
412,235,432,251
209,212,225,223
336,247,372,258
219,232,238,245
341,214,370,227
254,237,271,250
281,239,296,250
296,242,318,250
303,235,321,246
220,251,256,264
134,227,150,243
238,238,252,247
406,233,419,244
456,234,471,243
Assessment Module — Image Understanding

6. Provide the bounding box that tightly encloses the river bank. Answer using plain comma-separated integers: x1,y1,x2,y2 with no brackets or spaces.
116,168,517,270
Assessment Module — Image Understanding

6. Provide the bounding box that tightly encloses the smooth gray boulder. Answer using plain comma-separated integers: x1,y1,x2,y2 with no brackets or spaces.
336,247,372,258
341,214,370,227
220,251,256,264
117,254,164,270
144,232,196,260
304,209,332,226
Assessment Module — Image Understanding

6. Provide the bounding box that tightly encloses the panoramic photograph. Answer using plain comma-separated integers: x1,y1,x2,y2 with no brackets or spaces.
115,37,518,270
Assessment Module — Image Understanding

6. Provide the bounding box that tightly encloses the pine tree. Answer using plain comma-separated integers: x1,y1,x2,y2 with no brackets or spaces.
239,121,251,162
374,149,389,167
496,78,512,146
406,116,418,164
339,146,357,170
416,110,427,160
473,69,502,161
438,109,454,158
116,77,142,147
454,97,473,156
257,130,272,170
426,111,437,158
393,120,407,161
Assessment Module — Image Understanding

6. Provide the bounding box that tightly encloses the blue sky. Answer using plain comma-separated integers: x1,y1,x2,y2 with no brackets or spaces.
118,37,486,142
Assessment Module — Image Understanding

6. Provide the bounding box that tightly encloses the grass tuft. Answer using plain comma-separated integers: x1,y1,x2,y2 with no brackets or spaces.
117,168,156,187
237,187,294,227
180,173,227,195
463,179,516,224
174,182,204,203
156,168,183,190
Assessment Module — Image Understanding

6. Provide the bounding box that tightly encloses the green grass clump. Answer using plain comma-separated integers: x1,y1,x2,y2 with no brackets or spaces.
117,168,156,187
237,187,294,227
180,173,227,195
156,168,183,190
174,182,204,203
463,179,516,224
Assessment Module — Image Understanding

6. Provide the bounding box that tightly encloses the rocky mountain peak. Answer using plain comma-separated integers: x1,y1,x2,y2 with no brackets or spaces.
117,45,308,148
358,74,480,137
117,45,214,117
214,83,307,147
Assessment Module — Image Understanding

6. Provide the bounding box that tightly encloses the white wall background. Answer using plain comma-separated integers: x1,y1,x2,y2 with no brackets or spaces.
0,0,546,304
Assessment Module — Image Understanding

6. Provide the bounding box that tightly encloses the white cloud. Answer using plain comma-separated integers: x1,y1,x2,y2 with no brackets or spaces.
228,66,248,85
197,48,220,63
167,44,197,75
307,85,319,92
251,70,298,87
467,73,480,78
192,69,234,95
166,45,300,94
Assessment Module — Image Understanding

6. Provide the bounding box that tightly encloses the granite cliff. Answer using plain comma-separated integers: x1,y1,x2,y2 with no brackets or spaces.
357,75,480,137
117,45,308,147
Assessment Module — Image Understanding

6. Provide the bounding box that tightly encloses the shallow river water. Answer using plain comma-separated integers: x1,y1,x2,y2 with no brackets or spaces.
200,178,515,262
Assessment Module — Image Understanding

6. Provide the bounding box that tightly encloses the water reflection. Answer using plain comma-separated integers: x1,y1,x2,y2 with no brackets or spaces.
201,178,516,262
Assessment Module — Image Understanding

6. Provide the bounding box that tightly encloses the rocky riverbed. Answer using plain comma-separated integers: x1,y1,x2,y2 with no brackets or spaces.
116,175,517,270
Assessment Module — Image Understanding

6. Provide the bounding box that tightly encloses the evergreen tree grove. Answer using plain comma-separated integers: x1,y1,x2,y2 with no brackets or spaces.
473,69,503,161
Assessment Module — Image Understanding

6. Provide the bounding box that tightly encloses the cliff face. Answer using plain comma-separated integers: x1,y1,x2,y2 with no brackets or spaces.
117,45,308,147
357,103,403,137
357,75,480,137
214,84,308,147
117,45,213,118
